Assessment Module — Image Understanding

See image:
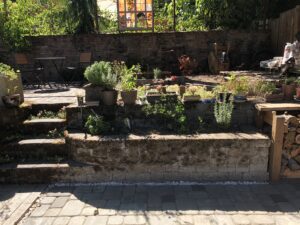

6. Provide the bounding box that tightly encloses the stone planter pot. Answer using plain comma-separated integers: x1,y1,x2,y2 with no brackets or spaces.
202,98,216,104
218,92,232,103
264,93,284,102
101,90,118,106
234,95,247,103
121,90,137,105
183,95,200,102
146,92,162,104
2,94,21,108
84,84,103,102
282,84,296,100
0,73,24,107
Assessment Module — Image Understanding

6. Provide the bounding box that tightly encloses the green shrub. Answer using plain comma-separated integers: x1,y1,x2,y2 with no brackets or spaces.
255,81,276,95
0,63,17,80
214,98,233,129
85,115,110,135
153,68,162,79
84,61,118,90
142,96,187,133
120,65,140,91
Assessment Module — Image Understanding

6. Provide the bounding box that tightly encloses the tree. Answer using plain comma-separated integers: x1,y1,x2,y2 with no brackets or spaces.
68,0,99,34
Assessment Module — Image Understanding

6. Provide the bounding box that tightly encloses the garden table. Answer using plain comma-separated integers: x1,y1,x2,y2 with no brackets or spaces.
34,57,66,88
255,103,300,182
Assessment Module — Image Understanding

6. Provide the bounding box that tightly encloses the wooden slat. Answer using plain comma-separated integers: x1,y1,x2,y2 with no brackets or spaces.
269,112,285,182
282,168,300,179
256,103,300,112
263,111,274,125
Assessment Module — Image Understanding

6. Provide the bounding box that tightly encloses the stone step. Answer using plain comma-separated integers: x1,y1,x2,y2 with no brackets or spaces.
22,118,66,133
0,162,71,184
0,138,68,162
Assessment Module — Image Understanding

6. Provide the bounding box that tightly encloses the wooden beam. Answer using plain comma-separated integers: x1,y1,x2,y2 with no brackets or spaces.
256,103,300,112
269,112,285,182
263,111,274,126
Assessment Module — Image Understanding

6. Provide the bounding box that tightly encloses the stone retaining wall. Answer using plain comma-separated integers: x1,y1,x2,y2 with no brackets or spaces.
0,31,270,80
66,133,271,182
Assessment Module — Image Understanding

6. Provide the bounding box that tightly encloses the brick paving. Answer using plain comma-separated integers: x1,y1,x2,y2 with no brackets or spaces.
1,182,300,225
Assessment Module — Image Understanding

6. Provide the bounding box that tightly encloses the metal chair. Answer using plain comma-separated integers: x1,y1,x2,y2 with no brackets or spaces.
65,52,92,85
15,53,45,89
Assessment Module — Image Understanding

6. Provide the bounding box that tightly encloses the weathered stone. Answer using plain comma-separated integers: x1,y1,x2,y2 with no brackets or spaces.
60,200,85,216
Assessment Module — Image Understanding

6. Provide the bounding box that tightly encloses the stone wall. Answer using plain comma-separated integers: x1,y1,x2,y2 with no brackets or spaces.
1,31,270,81
66,133,271,182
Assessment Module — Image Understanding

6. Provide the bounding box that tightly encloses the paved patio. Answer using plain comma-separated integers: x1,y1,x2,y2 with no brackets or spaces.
1,182,300,225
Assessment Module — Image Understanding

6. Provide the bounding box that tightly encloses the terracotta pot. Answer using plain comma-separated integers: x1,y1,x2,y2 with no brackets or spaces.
282,84,296,100
121,90,137,105
296,87,300,99
101,90,118,106
84,84,103,102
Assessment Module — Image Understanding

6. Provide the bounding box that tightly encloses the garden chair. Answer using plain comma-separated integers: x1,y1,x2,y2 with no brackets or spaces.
15,53,46,89
65,52,92,85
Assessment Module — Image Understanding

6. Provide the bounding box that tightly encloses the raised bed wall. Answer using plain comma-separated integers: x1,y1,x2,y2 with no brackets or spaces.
66,133,271,182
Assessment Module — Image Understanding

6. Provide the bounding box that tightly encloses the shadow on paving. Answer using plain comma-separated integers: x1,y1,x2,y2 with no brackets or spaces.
41,181,300,214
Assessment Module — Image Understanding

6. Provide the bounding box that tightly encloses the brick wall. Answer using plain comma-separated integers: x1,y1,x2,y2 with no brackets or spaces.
66,133,271,182
1,31,270,81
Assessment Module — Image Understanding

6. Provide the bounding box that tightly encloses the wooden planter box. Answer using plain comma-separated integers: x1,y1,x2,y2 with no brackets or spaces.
0,73,24,107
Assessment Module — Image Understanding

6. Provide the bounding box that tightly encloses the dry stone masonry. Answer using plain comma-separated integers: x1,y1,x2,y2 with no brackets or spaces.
66,132,271,182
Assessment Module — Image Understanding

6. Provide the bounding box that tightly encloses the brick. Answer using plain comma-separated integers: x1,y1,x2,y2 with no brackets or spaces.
30,204,50,217
44,208,61,217
212,215,235,225
40,196,56,204
81,207,98,216
193,215,212,225
231,215,251,225
53,217,70,225
51,197,69,208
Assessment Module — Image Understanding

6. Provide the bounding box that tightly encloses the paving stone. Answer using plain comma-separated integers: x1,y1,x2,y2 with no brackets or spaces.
249,215,275,225
53,216,71,225
107,215,124,225
212,215,235,225
30,204,50,217
231,215,251,225
84,216,108,225
81,207,98,216
123,215,147,224
147,214,178,225
23,217,55,225
68,216,86,225
60,200,85,216
98,208,118,216
178,215,194,225
193,215,212,225
273,215,300,225
51,197,69,208
40,196,56,204
44,208,62,217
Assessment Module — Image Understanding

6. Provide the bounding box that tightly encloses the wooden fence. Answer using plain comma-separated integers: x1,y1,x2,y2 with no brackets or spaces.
270,5,300,55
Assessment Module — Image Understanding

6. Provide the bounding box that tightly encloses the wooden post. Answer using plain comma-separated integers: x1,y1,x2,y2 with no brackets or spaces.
269,111,285,182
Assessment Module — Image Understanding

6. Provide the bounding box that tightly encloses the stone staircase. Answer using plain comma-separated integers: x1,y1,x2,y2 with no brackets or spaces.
0,103,74,183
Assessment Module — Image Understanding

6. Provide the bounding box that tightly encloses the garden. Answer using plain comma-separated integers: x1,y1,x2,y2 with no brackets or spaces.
0,0,300,183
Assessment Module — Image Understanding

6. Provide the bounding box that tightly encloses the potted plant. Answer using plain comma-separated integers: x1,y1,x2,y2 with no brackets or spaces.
84,61,118,105
146,89,162,104
197,86,215,103
282,77,296,100
153,68,162,80
256,81,283,102
213,85,232,103
120,65,139,105
228,75,249,103
0,63,24,107
183,86,200,102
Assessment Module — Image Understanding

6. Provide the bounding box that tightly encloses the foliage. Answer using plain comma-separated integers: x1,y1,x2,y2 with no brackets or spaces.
85,114,110,135
0,63,17,80
184,86,199,96
84,61,118,90
255,81,277,95
166,85,179,93
153,68,162,79
284,77,296,85
29,109,66,120
99,9,118,33
119,64,141,91
225,74,249,95
142,96,187,133
0,0,72,51
178,55,198,76
214,98,233,128
196,86,215,99
67,0,98,34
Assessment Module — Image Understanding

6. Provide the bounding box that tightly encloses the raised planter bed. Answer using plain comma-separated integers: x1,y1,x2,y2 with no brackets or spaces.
66,132,271,182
